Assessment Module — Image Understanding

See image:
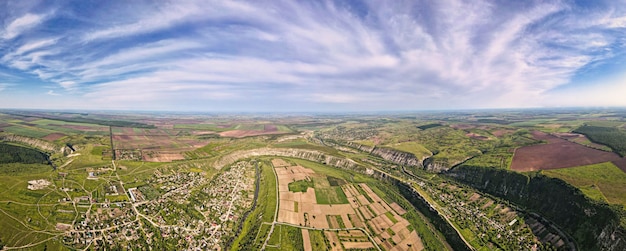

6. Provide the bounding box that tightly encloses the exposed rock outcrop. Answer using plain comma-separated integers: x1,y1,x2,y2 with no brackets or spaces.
423,157,451,172
0,134,61,153
212,148,362,171
449,165,626,251
345,142,423,167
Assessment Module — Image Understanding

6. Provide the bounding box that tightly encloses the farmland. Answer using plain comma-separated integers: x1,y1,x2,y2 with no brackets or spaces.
1,109,626,250
510,131,626,172
544,162,626,208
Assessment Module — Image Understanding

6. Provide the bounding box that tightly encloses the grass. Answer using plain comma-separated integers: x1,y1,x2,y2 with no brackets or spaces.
2,125,55,138
315,187,348,204
288,179,314,193
385,141,432,160
272,139,340,156
385,211,399,224
266,224,304,251
308,230,330,251
543,162,626,207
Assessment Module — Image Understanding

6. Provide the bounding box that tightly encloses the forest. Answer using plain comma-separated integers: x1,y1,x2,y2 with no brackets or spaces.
574,125,626,156
0,143,48,164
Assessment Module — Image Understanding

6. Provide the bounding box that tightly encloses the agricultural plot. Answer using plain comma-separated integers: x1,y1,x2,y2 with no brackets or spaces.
544,162,626,207
111,127,208,162
511,131,626,172
272,159,423,250
219,124,292,138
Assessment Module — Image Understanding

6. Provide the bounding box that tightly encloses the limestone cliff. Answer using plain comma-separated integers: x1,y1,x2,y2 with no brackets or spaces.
449,165,626,251
212,148,362,171
345,142,423,167
0,134,61,153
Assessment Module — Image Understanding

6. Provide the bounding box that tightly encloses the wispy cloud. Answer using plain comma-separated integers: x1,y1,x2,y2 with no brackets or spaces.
1,13,46,40
0,0,625,111
46,90,60,96
0,84,11,92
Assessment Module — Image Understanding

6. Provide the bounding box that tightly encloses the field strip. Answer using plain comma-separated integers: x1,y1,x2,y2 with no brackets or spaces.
271,222,382,251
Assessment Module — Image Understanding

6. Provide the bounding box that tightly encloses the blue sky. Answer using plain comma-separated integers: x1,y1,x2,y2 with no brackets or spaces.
1,0,625,112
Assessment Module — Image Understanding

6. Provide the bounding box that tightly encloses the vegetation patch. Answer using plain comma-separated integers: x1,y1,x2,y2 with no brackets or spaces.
266,225,304,251
417,123,443,130
544,162,626,207
326,176,346,186
574,125,626,157
0,143,48,164
315,186,348,204
288,179,315,193
384,211,399,224
386,141,432,160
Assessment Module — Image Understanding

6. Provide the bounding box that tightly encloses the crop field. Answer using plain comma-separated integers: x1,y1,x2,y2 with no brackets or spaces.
544,162,626,207
511,131,626,172
218,124,292,138
3,109,626,250
271,158,424,250
111,127,209,162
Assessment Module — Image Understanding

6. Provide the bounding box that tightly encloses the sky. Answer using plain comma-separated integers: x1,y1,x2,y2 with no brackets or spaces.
1,0,626,112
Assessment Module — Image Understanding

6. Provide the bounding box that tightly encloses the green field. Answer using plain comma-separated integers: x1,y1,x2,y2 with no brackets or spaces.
288,179,314,193
272,139,339,155
2,125,55,138
308,230,330,250
315,186,348,204
266,224,304,251
543,162,626,207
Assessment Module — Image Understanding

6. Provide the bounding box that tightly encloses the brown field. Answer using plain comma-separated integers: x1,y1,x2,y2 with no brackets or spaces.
265,124,278,131
142,152,185,162
491,129,515,137
466,133,489,140
389,203,407,215
511,131,626,172
272,158,290,167
111,127,208,162
324,231,343,251
62,124,108,131
218,129,285,138
450,124,476,130
343,241,375,249
302,229,312,251
327,215,341,228
273,160,422,250
42,133,66,141
553,132,612,150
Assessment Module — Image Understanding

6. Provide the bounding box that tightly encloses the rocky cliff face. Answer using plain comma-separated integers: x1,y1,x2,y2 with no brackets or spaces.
345,142,423,167
212,148,363,171
0,134,60,153
422,157,450,172
449,165,626,251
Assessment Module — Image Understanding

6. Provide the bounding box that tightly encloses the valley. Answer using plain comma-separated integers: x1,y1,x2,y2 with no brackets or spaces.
0,109,626,250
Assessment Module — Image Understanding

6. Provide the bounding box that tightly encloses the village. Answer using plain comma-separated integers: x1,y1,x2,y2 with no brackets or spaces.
60,161,256,250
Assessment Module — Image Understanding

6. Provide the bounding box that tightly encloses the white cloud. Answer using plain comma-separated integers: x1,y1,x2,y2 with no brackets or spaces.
0,84,11,92
58,81,76,90
46,90,60,96
2,0,625,110
2,13,46,40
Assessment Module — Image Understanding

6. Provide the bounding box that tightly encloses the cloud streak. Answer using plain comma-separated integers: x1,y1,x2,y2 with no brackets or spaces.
0,0,625,111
